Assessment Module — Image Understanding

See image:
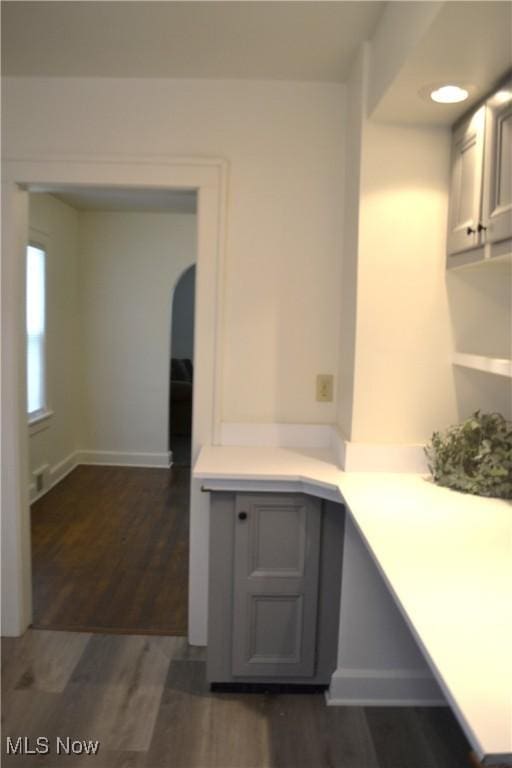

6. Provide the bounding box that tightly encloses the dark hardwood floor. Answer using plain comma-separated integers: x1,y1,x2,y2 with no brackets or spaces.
31,465,189,635
1,630,472,768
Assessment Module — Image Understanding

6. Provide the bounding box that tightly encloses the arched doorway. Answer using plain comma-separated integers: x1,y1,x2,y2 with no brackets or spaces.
169,264,196,467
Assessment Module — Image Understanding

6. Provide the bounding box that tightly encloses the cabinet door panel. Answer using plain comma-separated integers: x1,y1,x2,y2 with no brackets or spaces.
447,106,485,255
483,86,512,244
251,504,305,576
232,494,321,677
250,596,303,663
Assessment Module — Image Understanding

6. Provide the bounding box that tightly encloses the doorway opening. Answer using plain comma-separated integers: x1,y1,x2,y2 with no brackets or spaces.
26,185,197,636
3,156,225,645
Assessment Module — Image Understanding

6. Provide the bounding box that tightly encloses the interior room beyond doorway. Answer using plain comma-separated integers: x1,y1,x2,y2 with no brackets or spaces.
27,186,197,635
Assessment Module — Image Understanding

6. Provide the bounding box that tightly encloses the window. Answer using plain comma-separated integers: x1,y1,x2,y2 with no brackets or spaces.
26,244,46,419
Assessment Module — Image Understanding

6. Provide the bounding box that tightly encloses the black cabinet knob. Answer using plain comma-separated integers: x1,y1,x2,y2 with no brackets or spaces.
477,223,487,233
466,226,476,235
238,511,247,521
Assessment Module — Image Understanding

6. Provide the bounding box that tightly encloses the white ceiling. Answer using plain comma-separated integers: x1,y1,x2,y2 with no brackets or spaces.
1,1,384,82
36,187,197,214
2,2,510,126
373,1,512,126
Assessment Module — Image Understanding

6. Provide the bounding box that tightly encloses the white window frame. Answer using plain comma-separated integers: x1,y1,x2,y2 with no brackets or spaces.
26,234,53,433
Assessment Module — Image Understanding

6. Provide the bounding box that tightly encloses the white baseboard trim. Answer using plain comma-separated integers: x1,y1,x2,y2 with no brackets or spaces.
29,449,173,501
50,452,79,485
220,422,333,449
29,451,79,502
220,422,332,448
326,667,445,707
343,441,428,473
76,450,172,468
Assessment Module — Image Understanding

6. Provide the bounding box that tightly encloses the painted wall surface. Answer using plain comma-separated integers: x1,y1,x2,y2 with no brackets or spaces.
78,211,196,456
336,47,366,440
28,193,80,487
331,514,443,704
351,120,459,444
3,77,345,426
172,264,195,360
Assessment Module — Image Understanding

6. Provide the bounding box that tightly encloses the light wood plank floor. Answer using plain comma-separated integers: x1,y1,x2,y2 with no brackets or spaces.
2,630,472,767
31,466,189,635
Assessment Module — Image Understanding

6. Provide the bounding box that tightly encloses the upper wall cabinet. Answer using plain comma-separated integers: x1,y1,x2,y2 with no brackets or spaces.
447,106,486,255
482,85,512,245
447,77,512,264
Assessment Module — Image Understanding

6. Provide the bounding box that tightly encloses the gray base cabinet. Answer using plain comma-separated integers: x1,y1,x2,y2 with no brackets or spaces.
207,492,344,686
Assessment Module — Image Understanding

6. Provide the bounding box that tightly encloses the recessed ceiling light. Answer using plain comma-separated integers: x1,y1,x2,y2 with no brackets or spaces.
491,89,512,106
430,85,469,104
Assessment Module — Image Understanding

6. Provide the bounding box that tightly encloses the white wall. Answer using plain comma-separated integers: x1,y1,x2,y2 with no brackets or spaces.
78,211,196,459
28,193,80,492
336,47,367,440
330,514,443,705
351,120,459,444
337,43,460,448
3,77,346,426
26,202,196,472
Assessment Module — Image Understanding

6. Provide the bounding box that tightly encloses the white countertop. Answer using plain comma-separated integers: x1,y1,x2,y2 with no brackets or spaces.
194,445,512,764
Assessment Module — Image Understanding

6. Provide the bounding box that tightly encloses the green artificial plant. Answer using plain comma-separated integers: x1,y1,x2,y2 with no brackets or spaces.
425,411,512,499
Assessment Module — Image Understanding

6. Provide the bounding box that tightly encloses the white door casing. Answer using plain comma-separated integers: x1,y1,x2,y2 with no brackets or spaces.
1,156,227,643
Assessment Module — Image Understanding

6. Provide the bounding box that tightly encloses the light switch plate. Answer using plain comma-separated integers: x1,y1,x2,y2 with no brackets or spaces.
316,374,333,402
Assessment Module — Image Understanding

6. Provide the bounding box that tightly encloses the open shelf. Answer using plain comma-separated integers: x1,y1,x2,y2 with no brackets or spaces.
453,353,512,378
